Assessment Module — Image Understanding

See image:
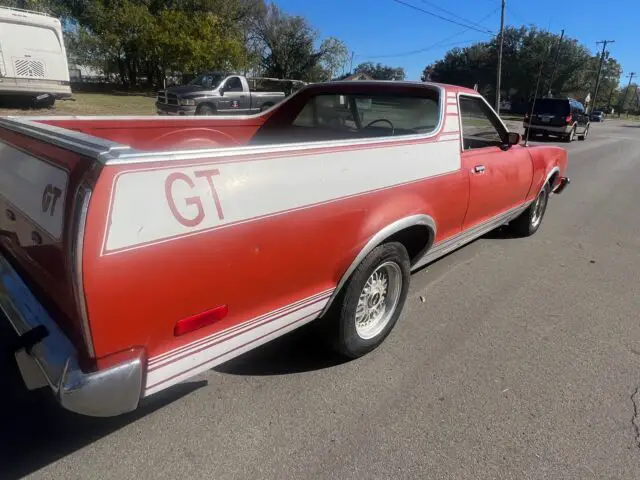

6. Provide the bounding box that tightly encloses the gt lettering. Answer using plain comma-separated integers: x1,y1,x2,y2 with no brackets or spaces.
165,169,224,227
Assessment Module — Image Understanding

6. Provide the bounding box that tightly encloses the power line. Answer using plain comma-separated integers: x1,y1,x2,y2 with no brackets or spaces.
391,0,494,34
418,0,492,30
356,6,499,60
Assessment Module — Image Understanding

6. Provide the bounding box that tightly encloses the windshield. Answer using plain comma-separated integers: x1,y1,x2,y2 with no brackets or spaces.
188,73,225,89
532,99,570,116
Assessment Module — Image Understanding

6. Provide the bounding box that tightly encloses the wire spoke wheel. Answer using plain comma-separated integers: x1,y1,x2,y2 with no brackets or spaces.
531,188,548,229
354,261,403,340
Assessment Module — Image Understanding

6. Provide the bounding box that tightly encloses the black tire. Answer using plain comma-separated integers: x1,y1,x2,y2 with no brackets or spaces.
564,126,576,143
507,183,550,237
326,242,411,359
578,125,589,141
196,104,215,116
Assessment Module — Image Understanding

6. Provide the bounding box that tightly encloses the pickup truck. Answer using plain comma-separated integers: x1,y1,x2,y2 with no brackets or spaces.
0,81,570,417
156,73,304,116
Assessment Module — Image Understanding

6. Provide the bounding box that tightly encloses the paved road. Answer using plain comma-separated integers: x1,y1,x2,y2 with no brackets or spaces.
2,120,640,480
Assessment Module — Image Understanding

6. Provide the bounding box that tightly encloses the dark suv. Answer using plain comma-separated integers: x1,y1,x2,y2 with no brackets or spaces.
523,97,590,142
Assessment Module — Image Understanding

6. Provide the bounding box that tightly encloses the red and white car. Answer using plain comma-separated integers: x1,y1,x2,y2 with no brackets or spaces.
0,81,570,417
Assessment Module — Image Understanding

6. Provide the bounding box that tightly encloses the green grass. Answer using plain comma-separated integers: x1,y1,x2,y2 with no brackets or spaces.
0,93,156,116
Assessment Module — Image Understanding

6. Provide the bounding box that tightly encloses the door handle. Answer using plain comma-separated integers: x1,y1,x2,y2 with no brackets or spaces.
473,165,486,174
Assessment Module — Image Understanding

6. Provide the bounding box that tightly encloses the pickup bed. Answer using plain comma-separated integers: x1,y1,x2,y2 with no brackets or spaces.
0,81,569,417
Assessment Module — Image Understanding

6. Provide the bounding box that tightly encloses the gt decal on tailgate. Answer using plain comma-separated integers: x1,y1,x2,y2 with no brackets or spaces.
0,142,68,241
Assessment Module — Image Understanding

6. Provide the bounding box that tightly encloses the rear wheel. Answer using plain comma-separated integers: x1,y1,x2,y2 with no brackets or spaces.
578,125,589,141
507,184,550,237
564,126,576,142
326,242,411,358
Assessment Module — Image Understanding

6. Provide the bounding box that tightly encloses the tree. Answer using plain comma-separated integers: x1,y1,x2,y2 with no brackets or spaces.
354,62,406,80
251,4,346,82
60,0,251,86
420,26,622,108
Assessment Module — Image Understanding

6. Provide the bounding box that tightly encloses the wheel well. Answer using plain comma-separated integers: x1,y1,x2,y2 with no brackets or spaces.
197,103,215,113
386,225,434,265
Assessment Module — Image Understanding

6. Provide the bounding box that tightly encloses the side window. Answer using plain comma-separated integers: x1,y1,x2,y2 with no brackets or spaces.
291,93,440,139
225,77,243,92
459,96,506,150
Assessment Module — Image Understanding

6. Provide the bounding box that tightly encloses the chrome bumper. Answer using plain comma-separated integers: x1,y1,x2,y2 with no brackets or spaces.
0,255,144,417
552,176,571,195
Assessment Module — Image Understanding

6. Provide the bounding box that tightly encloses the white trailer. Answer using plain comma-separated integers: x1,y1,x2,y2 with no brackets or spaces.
0,7,71,107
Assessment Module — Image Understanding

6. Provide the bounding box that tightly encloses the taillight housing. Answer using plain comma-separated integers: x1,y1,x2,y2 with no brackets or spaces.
565,115,572,124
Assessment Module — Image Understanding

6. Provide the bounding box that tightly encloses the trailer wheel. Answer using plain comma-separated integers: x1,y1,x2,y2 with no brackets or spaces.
327,242,411,358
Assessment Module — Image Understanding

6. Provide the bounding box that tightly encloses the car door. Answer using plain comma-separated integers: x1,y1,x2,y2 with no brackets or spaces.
219,76,250,114
459,94,533,230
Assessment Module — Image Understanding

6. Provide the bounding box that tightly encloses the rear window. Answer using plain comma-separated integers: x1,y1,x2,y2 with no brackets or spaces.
293,93,440,137
532,99,570,116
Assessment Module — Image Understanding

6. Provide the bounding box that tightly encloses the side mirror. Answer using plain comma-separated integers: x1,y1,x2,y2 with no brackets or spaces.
507,131,521,145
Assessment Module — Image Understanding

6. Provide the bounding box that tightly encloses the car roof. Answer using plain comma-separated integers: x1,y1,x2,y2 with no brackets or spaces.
299,80,478,96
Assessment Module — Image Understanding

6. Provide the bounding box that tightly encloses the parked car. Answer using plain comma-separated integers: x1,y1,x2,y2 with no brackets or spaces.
156,73,304,116
590,110,605,122
0,7,72,108
523,97,590,142
0,81,570,417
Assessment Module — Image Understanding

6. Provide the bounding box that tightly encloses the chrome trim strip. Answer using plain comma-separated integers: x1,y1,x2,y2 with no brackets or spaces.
544,166,560,187
0,254,144,417
70,184,95,358
320,214,436,317
0,117,135,161
412,203,531,271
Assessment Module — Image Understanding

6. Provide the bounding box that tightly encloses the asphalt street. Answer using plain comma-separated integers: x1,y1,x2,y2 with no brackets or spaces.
2,119,640,480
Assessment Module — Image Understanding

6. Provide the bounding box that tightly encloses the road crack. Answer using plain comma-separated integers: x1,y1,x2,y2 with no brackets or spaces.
631,387,640,449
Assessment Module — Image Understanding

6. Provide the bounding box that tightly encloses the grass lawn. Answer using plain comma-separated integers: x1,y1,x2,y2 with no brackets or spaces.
0,93,156,116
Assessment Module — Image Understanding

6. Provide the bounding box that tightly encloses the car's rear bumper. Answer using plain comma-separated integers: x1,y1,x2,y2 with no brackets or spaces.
524,123,572,134
552,176,571,195
1,254,145,417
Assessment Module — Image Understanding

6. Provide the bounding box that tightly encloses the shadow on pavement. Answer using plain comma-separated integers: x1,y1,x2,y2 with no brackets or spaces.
0,321,205,480
215,321,349,376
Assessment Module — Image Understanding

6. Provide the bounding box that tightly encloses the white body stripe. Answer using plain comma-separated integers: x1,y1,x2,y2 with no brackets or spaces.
144,291,332,395
443,115,460,133
446,105,459,114
0,142,68,240
105,141,461,253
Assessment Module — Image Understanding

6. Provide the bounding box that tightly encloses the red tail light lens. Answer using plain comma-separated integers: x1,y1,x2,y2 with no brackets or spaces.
174,305,229,336
565,115,572,123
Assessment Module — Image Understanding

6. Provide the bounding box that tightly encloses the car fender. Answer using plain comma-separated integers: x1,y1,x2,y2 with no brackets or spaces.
320,192,437,316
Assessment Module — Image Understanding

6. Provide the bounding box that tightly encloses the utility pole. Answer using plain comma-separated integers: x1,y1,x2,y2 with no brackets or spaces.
547,29,564,97
495,0,506,111
590,40,615,112
349,52,355,74
618,72,636,117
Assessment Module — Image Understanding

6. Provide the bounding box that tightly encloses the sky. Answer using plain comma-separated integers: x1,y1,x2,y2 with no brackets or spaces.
276,0,638,85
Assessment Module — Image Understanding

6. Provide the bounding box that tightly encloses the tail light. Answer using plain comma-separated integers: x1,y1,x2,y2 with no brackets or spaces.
565,115,572,124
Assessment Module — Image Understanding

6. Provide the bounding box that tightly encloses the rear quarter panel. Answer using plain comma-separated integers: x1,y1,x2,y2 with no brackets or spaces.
81,133,467,390
525,145,568,200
